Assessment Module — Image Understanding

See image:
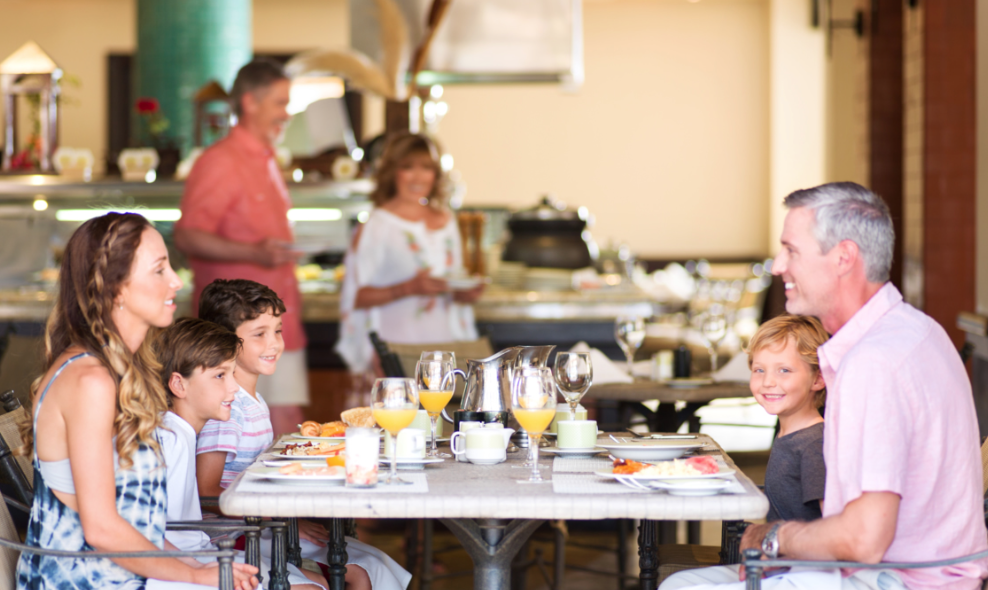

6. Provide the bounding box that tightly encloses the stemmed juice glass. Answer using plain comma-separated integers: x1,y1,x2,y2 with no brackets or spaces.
553,352,593,420
371,378,419,485
615,316,646,377
415,359,454,458
511,367,556,484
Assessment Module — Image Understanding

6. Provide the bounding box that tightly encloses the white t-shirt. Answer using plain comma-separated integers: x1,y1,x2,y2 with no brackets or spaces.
157,411,211,551
336,208,478,372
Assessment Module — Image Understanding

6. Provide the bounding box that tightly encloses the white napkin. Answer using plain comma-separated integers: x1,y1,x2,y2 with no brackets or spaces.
713,352,751,383
570,342,633,384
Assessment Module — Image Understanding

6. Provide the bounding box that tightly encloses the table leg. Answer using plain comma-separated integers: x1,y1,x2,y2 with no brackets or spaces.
638,520,659,590
268,523,291,590
244,516,263,586
325,518,349,590
440,518,544,590
287,517,302,567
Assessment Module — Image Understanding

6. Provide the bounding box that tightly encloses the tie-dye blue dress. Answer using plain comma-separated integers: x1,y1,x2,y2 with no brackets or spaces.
16,352,167,590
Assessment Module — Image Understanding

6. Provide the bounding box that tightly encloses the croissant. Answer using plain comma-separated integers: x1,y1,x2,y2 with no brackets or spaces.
299,421,321,437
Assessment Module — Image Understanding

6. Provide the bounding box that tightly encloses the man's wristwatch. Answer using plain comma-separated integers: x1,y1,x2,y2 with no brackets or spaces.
761,523,783,559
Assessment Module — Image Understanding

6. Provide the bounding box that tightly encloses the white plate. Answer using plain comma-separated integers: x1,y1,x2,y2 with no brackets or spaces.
247,466,346,485
598,441,705,461
666,378,715,389
594,466,735,481
447,276,483,290
649,479,732,496
262,453,337,462
379,457,444,470
289,433,348,442
542,447,607,458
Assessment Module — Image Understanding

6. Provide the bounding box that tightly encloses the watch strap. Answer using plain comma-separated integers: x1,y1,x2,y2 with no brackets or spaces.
761,522,783,559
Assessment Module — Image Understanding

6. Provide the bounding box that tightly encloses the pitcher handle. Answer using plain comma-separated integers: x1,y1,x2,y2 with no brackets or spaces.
440,368,467,424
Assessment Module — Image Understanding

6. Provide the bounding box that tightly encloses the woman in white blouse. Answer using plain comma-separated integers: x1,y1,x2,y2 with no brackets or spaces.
336,133,483,373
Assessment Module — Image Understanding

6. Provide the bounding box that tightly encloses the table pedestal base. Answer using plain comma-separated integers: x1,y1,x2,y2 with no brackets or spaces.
440,518,545,590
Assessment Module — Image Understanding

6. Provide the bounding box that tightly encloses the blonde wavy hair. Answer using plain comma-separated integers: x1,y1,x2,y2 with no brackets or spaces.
370,132,447,207
21,213,168,469
746,314,830,408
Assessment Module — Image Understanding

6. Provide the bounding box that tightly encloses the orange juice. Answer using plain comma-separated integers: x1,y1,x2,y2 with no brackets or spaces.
514,408,556,434
373,406,418,435
419,390,454,414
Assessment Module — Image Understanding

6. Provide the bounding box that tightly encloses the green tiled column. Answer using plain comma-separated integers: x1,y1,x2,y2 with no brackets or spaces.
135,0,251,154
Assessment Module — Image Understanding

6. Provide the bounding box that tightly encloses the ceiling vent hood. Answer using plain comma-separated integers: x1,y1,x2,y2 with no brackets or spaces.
350,0,583,88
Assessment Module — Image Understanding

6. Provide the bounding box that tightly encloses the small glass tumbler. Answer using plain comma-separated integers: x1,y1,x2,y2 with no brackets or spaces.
345,427,379,488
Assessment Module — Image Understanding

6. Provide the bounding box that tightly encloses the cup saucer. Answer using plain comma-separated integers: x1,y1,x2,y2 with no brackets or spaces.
542,447,606,458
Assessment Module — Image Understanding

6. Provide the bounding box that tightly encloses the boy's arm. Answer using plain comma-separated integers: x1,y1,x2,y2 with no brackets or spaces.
196,452,229,500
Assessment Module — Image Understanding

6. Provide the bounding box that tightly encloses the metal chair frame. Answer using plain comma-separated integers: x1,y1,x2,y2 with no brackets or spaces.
741,548,988,590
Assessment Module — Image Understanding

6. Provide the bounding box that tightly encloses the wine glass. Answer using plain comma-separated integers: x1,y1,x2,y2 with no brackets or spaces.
614,316,646,377
511,366,556,484
553,352,593,420
700,304,728,374
371,378,419,485
415,359,454,458
421,350,456,366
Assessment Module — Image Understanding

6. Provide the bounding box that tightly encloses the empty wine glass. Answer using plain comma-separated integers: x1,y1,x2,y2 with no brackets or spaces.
700,304,729,374
614,316,646,377
371,378,418,485
553,352,593,420
511,366,556,484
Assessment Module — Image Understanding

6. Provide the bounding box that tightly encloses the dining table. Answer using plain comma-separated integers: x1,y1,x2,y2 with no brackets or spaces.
587,380,753,433
219,433,768,590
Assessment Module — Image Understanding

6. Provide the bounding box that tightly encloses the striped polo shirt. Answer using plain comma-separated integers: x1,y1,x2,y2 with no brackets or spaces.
196,386,274,488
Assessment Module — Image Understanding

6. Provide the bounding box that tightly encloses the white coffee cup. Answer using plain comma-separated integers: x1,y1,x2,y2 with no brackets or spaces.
550,404,587,433
384,429,426,459
451,426,514,465
556,420,598,449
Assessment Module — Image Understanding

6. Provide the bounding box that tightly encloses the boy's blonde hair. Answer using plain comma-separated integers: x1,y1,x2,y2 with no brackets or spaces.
747,315,830,408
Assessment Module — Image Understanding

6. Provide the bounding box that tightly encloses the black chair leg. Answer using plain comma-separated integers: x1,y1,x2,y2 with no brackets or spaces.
287,518,302,567
244,516,263,586
638,520,659,590
325,518,349,590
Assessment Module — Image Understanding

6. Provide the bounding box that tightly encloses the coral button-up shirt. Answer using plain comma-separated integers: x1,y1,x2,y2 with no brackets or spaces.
819,283,987,590
176,125,306,350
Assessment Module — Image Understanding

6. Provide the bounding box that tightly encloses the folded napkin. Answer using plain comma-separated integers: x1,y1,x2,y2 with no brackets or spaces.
713,352,751,383
570,342,633,384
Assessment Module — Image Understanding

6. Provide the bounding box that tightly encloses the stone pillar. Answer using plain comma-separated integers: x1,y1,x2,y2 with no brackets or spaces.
135,0,252,155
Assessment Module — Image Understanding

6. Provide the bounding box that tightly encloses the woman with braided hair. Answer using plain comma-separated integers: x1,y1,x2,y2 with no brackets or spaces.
16,213,259,590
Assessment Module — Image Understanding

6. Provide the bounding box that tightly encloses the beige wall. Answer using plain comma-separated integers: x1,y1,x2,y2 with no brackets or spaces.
825,0,869,187
2,0,783,260
435,0,771,259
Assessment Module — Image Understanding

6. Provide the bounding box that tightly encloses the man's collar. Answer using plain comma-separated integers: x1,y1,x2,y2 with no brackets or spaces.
818,282,901,372
229,125,273,158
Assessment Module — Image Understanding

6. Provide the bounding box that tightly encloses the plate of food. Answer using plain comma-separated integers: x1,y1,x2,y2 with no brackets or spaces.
595,457,734,481
291,408,378,440
247,463,346,485
271,441,347,459
598,440,705,461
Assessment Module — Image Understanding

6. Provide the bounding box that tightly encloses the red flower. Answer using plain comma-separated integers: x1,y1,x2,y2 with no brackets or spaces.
135,97,160,114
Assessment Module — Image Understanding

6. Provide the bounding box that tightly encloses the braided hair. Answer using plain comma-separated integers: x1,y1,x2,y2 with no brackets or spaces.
21,213,169,468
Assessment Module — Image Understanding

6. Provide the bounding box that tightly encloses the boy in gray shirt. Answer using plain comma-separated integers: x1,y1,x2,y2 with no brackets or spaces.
747,315,829,521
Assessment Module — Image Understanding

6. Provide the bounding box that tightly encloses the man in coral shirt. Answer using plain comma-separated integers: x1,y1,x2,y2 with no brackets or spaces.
175,59,307,436
661,182,987,590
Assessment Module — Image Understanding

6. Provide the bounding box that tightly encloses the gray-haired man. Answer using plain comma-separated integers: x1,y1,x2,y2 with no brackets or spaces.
661,182,987,590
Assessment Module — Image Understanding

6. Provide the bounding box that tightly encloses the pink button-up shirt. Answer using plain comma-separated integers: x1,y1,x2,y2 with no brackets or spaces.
176,125,306,350
819,283,987,590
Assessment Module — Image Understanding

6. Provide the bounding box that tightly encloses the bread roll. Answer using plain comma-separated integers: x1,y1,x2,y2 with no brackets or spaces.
299,421,321,437
341,407,376,428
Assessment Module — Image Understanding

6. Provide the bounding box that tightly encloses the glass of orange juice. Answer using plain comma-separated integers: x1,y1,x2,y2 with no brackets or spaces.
511,366,557,484
416,358,454,458
371,378,419,485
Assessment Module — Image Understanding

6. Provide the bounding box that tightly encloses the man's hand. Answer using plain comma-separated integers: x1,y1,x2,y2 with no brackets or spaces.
297,518,330,547
737,522,782,581
453,283,485,303
406,269,449,297
253,238,302,268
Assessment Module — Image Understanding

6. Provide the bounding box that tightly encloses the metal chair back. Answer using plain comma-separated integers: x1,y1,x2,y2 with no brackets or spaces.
0,391,31,504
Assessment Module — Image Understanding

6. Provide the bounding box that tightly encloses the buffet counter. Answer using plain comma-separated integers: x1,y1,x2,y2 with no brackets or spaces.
0,284,658,324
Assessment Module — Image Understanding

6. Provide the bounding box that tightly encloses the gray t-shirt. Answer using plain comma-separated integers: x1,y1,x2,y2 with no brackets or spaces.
765,421,825,522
